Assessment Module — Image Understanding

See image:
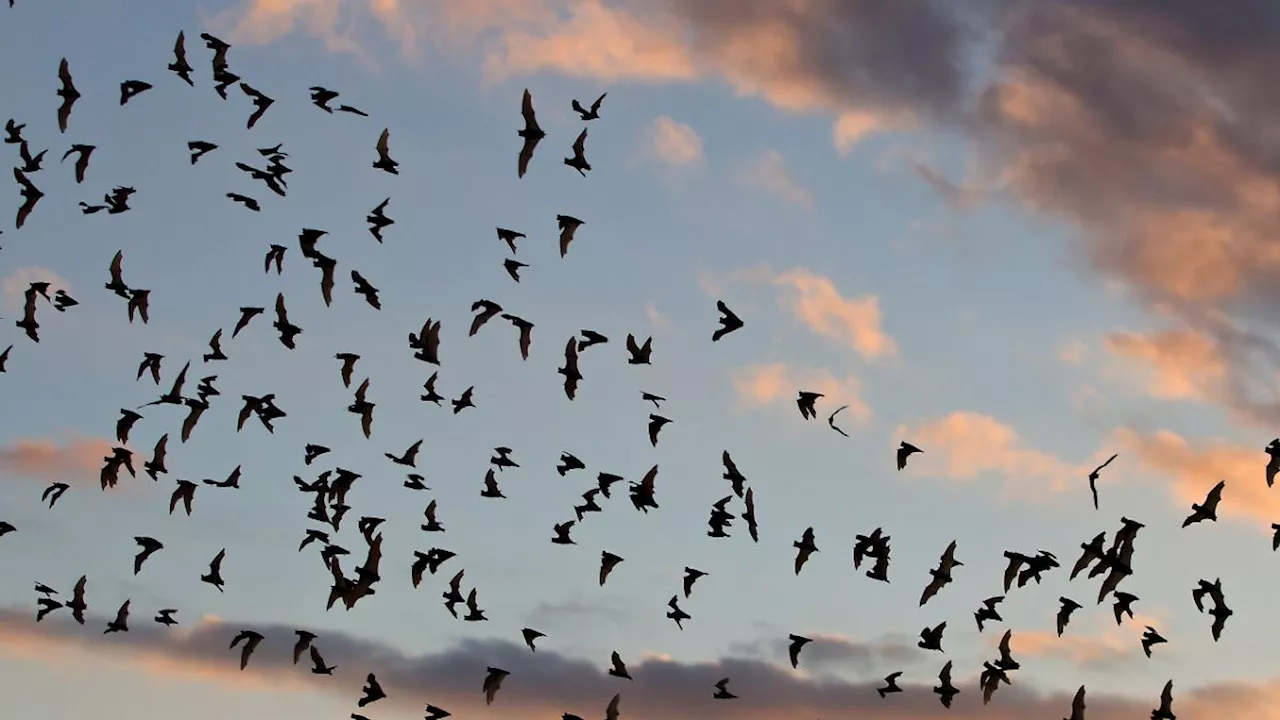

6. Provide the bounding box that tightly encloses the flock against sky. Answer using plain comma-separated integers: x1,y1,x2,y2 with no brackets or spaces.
3,1,1280,719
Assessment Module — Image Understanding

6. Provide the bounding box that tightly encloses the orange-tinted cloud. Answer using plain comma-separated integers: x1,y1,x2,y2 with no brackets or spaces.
1,607,1264,719
482,1,695,83
1001,612,1161,670
217,0,975,154
894,412,1093,497
731,363,871,427
1112,427,1277,530
833,111,905,156
211,1,1280,427
771,268,895,361
209,0,362,55
973,3,1280,427
0,436,116,485
462,0,1280,427
1104,328,1227,401
210,0,559,58
699,265,895,361
480,0,974,152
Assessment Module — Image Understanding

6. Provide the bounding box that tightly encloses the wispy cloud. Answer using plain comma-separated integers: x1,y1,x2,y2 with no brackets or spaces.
771,268,896,361
728,632,923,676
645,302,674,331
910,160,986,211
0,436,115,485
639,116,704,167
481,0,695,83
833,111,904,156
1059,339,1088,366
1000,612,1162,670
739,150,814,211
1104,327,1227,401
893,412,1092,496
731,363,871,427
525,598,629,630
1007,629,1132,669
2,266,70,314
207,0,365,56
1111,427,1276,530
700,265,895,362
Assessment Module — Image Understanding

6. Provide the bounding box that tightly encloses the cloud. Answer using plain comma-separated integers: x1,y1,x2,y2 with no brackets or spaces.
220,0,971,152
968,2,1280,427
893,412,1091,496
1,607,1263,719
208,0,561,59
485,0,1280,427
641,116,704,166
771,268,896,361
739,150,814,210
1008,630,1131,669
731,363,871,426
1112,427,1277,530
1103,327,1228,401
2,266,70,314
0,436,116,485
481,0,978,139
525,598,629,630
211,1,1280,426
645,302,674,330
219,0,980,134
911,160,987,211
207,0,363,55
1001,612,1160,670
833,111,907,156
730,632,924,676
1059,339,1088,365
482,1,696,83
698,265,895,361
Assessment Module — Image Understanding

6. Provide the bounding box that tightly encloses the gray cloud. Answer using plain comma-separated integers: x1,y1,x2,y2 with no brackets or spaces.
911,161,987,211
729,633,926,677
0,607,1222,719
969,1,1280,426
525,597,630,629
613,0,1280,427
660,0,986,121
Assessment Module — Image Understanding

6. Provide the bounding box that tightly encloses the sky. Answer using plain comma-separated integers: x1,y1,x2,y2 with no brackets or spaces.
1,0,1280,718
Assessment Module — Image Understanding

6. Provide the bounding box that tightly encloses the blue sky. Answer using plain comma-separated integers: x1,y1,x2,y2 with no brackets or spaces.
2,1,1279,719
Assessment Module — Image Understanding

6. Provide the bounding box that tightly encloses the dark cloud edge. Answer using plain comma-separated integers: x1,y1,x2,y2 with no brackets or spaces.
0,607,1220,719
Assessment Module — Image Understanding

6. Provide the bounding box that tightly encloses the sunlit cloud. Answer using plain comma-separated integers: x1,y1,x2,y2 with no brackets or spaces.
1112,427,1277,531
1104,328,1227,401
771,268,896,361
893,412,1093,497
0,436,116,486
731,363,871,427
